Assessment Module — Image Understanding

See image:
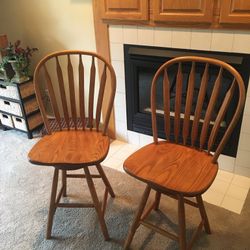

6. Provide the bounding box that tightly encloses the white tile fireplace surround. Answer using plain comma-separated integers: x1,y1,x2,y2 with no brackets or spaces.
109,25,250,177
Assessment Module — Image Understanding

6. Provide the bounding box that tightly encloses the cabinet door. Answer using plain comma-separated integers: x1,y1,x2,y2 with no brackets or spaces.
153,0,214,23
220,0,250,24
101,0,149,21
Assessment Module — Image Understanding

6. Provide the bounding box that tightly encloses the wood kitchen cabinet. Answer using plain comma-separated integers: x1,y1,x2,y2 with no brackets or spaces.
100,0,250,28
153,0,214,23
100,0,149,21
220,0,250,24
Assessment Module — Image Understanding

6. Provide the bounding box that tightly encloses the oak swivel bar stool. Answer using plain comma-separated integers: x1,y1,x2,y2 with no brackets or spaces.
123,56,246,249
28,50,116,240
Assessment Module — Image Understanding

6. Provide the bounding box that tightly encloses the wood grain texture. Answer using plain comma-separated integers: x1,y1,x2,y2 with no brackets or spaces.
88,56,96,130
96,65,107,131
56,56,69,129
124,185,151,249
79,54,85,129
43,65,62,130
220,0,250,24
178,195,186,250
101,0,149,21
153,0,214,23
196,195,211,234
46,168,59,239
33,50,116,136
163,69,170,139
67,55,77,130
93,1,116,138
98,0,250,29
200,67,222,150
151,56,245,162
174,63,183,143
28,130,110,168
124,55,246,250
208,79,236,152
183,62,195,145
30,50,116,241
191,63,209,146
124,141,218,196
84,166,110,240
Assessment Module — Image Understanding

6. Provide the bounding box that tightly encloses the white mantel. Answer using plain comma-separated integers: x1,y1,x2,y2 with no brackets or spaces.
109,25,250,177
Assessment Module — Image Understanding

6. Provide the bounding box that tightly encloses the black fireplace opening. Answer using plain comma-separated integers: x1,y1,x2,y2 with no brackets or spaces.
124,44,250,157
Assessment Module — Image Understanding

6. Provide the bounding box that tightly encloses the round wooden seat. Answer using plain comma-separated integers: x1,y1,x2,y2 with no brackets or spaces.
124,142,218,196
28,130,110,168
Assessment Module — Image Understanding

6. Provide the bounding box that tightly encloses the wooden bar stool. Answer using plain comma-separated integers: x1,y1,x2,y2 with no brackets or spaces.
28,50,116,240
123,56,246,249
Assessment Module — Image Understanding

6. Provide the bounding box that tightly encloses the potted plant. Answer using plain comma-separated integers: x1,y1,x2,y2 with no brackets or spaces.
0,40,38,83
0,55,13,81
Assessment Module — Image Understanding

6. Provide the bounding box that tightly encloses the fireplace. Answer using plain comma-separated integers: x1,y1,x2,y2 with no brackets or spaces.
124,44,250,157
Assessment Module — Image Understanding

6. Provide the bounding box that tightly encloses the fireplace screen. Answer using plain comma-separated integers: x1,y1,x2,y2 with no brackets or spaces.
124,44,250,157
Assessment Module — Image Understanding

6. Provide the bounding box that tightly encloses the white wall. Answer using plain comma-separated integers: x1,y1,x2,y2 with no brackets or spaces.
0,0,96,70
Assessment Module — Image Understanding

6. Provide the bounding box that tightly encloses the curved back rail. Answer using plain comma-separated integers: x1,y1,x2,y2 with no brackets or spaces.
151,56,245,163
34,50,116,136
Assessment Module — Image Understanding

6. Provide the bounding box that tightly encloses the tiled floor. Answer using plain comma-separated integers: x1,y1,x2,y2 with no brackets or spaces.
104,140,250,214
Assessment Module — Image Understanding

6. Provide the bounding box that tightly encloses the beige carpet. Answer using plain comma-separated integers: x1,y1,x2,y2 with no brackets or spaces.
0,130,250,250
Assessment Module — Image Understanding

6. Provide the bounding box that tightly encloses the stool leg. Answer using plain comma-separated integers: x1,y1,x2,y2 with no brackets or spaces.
178,195,186,250
84,166,110,241
124,185,151,250
196,195,211,234
62,170,67,197
47,168,59,239
154,191,161,211
96,164,115,198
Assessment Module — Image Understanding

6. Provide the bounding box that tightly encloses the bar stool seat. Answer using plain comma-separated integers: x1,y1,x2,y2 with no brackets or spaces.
124,141,218,196
29,130,110,169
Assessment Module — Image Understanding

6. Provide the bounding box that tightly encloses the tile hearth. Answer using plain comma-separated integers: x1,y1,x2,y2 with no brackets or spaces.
104,140,250,215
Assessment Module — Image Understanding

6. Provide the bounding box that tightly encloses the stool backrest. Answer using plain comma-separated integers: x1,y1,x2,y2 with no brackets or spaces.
34,50,116,135
151,56,245,162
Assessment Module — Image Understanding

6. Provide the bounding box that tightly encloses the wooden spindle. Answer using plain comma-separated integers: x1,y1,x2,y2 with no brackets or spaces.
183,62,195,145
102,64,116,136
191,63,209,147
213,77,245,162
56,56,69,129
67,54,77,129
200,67,223,150
96,64,107,131
151,75,158,144
163,69,171,140
88,56,96,130
34,68,51,134
43,65,62,130
174,63,183,143
208,79,236,152
79,54,85,130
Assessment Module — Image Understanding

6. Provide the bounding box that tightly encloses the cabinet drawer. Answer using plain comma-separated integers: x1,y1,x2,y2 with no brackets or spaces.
0,99,22,116
0,84,19,100
0,112,14,128
153,0,214,23
13,112,43,131
12,116,27,131
101,0,149,21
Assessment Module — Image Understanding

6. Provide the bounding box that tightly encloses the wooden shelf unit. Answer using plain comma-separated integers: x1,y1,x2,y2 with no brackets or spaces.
0,79,43,139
